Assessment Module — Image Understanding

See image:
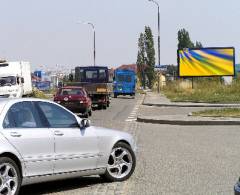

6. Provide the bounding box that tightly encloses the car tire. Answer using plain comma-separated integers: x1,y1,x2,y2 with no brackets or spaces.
102,104,107,110
100,142,136,182
0,157,21,195
88,109,92,117
84,112,89,118
114,94,117,98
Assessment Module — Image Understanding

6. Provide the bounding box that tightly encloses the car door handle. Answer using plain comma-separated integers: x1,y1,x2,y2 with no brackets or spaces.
10,132,22,137
54,131,64,136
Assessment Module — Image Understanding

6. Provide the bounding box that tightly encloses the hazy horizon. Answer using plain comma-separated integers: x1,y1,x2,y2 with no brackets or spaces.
0,0,239,71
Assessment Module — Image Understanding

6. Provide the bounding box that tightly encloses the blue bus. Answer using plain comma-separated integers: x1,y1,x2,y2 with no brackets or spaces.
113,69,136,98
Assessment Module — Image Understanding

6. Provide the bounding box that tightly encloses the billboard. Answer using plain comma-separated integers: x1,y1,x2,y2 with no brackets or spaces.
178,47,235,77
33,81,51,91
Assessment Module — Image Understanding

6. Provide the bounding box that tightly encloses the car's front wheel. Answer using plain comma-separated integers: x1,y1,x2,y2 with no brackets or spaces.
0,157,21,195
101,142,136,182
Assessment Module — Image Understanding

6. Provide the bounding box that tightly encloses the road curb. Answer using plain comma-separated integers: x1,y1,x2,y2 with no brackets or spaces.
143,103,240,108
137,116,240,126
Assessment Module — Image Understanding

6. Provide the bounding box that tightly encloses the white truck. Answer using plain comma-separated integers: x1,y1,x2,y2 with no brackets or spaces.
0,61,32,98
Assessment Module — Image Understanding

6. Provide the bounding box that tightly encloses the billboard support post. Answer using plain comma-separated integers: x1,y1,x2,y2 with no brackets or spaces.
192,77,194,89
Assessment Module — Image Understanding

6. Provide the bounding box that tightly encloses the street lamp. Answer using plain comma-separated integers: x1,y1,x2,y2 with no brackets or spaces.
77,21,96,66
148,0,160,93
148,0,160,67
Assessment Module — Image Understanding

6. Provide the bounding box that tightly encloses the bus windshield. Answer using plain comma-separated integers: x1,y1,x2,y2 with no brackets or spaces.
117,74,132,83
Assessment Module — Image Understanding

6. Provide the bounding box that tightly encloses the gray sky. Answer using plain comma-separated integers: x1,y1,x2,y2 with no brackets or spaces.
0,0,239,71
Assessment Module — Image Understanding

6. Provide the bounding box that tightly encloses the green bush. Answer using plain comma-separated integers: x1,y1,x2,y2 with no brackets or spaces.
29,89,48,99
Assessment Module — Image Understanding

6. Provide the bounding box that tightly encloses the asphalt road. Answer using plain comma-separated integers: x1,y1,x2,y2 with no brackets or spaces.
20,94,240,195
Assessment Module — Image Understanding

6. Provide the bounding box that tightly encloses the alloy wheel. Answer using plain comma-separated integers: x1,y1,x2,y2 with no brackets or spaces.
107,147,133,179
0,163,18,195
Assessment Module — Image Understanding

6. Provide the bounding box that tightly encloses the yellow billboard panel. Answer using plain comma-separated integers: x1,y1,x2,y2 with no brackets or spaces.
178,47,235,77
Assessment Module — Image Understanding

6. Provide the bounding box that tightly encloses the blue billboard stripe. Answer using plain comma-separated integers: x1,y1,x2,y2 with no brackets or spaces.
187,51,232,73
201,49,233,61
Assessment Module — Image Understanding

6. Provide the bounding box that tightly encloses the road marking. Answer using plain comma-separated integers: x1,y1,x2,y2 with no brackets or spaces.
125,95,144,122
125,119,137,122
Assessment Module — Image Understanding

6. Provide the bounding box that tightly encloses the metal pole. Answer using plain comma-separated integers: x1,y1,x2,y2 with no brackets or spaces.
149,0,160,93
93,29,96,66
78,21,96,66
157,5,160,67
157,3,160,93
87,22,96,67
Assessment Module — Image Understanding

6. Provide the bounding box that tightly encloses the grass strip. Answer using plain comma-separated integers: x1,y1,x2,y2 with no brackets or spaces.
192,108,240,118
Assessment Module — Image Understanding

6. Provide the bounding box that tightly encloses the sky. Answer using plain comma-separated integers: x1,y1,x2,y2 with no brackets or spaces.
0,0,240,71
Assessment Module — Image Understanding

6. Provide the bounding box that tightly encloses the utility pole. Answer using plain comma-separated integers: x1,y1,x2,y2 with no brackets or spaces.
148,0,160,92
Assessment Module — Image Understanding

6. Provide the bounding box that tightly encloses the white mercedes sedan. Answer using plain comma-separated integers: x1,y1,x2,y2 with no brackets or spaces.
0,98,136,195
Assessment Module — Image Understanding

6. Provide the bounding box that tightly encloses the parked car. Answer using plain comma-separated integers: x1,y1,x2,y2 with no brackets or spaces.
54,86,92,118
0,98,136,195
234,178,240,194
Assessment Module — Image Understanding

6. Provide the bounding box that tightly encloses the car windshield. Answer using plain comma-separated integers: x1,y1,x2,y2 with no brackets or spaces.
59,88,85,96
0,76,16,86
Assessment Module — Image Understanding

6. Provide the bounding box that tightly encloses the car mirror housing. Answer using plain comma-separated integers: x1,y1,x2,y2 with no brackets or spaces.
80,119,91,129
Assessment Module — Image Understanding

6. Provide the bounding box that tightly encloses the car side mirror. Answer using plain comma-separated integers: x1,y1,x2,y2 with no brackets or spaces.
80,119,90,129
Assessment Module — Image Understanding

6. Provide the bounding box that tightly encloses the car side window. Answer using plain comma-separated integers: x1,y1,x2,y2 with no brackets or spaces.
36,102,79,128
3,102,39,128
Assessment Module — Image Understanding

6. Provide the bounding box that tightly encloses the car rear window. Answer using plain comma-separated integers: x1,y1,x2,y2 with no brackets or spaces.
59,88,85,96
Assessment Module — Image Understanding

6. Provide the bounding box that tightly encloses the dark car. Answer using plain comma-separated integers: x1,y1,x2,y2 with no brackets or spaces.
54,86,92,118
235,178,240,195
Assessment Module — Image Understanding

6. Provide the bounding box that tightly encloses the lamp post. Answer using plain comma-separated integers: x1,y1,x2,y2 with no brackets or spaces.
78,21,96,66
148,0,160,67
148,0,160,93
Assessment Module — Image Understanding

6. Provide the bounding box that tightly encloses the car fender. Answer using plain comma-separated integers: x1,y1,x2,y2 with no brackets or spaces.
90,126,136,168
0,132,26,176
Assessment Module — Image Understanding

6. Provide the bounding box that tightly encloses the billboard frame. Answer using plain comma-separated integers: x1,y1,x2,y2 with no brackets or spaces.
177,47,236,77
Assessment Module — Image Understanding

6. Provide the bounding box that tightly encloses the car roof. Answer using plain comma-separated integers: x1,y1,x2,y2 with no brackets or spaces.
0,98,54,115
0,99,9,114
0,98,54,105
76,66,108,69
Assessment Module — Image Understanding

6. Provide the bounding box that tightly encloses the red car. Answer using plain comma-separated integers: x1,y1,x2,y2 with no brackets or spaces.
54,86,92,118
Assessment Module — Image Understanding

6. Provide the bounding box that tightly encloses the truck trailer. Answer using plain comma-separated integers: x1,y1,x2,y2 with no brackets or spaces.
72,66,112,109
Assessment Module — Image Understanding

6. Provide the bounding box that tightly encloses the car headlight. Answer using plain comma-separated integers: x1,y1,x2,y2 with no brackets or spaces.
80,101,84,104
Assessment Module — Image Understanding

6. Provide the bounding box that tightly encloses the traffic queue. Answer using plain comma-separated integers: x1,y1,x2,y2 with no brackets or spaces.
53,65,136,118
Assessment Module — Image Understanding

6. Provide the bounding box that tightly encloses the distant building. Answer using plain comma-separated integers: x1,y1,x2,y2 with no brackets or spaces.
116,64,137,73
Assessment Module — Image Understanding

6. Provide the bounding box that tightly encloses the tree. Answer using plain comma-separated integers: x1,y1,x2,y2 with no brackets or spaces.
137,33,146,88
144,26,155,88
166,65,178,78
136,26,156,89
178,28,203,49
195,41,203,48
177,29,194,49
